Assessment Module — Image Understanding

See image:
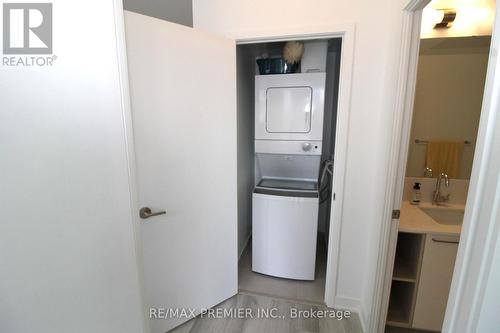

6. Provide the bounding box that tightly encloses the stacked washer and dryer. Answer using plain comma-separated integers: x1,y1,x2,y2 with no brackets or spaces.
252,72,327,281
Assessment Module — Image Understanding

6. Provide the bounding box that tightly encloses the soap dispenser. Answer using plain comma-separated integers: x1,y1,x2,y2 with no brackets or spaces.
411,182,421,205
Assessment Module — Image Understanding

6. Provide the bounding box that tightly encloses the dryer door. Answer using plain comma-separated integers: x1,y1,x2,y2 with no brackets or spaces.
266,86,312,133
255,73,326,141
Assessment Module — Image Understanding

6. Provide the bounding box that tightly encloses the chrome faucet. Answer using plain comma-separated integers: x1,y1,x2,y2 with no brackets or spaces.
433,173,450,205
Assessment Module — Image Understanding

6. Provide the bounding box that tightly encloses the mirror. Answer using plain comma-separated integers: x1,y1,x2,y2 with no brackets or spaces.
405,36,490,179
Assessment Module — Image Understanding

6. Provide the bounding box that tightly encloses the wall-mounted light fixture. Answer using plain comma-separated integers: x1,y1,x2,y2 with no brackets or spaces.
434,9,456,29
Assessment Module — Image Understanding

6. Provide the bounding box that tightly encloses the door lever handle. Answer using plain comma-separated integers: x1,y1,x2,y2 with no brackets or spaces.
139,207,166,219
432,238,459,244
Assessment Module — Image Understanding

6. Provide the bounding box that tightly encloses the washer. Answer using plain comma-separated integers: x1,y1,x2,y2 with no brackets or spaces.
252,180,318,280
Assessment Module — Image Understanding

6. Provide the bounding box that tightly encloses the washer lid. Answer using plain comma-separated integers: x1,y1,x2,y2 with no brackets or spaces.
253,187,319,198
257,178,318,192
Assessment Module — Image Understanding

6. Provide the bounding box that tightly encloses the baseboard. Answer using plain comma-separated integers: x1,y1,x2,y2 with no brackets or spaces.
334,296,367,333
238,234,251,259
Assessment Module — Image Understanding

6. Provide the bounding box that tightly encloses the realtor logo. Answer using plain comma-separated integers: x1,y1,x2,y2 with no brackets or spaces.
3,3,52,54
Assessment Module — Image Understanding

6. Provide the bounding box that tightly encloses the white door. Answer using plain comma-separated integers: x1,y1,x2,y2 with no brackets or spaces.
124,11,238,333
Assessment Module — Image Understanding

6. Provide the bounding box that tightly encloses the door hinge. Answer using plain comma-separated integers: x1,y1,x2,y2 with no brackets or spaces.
333,192,336,200
392,209,400,219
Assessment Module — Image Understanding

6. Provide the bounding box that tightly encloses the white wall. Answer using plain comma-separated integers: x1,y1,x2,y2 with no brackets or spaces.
442,13,500,330
236,45,255,256
192,0,410,327
476,228,500,332
123,0,193,26
0,1,145,332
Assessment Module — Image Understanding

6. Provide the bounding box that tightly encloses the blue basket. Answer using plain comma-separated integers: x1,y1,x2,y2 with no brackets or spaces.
256,58,300,75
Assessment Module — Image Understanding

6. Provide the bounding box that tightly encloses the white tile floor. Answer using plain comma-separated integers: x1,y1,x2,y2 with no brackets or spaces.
169,235,365,333
170,293,363,333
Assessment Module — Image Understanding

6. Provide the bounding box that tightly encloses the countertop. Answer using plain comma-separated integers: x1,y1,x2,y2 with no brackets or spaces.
399,201,463,236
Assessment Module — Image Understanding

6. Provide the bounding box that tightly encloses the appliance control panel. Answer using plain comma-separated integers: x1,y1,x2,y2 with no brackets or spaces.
302,142,319,152
255,140,322,155
295,141,322,154
300,141,321,154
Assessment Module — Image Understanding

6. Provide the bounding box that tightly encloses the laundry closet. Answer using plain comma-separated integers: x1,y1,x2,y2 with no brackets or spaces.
124,11,345,331
236,39,342,302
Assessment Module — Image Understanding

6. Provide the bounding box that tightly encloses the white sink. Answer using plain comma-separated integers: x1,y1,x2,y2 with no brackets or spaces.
419,207,464,225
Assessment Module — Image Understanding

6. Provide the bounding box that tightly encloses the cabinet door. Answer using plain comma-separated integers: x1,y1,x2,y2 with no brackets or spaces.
413,234,459,331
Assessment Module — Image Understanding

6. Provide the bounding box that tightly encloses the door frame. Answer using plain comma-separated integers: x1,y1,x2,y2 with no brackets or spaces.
369,0,500,332
116,10,356,325
113,1,149,332
236,23,356,315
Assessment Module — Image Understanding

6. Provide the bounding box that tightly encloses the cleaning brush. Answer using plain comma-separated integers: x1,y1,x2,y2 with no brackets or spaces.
283,41,304,64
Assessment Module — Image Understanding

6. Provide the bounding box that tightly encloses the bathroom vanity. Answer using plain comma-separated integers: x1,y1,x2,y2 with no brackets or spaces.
386,201,463,331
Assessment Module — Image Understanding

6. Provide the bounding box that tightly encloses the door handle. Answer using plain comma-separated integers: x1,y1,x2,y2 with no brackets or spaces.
432,238,459,244
139,207,166,219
